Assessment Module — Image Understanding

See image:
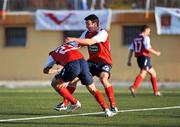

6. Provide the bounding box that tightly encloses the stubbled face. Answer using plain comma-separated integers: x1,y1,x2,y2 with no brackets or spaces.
144,28,151,36
85,20,98,32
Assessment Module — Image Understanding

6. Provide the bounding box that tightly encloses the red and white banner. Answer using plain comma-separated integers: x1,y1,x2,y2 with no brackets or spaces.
35,9,112,31
155,7,180,35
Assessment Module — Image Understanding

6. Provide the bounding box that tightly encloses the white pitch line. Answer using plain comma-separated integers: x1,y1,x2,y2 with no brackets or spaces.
0,105,180,122
119,105,180,113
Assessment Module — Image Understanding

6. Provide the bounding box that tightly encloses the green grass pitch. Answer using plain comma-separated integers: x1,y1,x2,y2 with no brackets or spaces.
0,86,180,127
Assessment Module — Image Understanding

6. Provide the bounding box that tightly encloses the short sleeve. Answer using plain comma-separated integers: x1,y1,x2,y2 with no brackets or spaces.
44,55,56,68
92,29,108,43
143,36,151,49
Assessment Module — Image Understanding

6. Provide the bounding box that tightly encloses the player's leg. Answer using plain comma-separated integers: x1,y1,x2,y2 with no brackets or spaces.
86,83,116,117
55,78,79,111
53,61,81,112
99,71,118,113
51,77,78,106
129,56,149,96
148,67,161,96
131,69,147,90
63,78,79,106
79,59,116,117
86,83,108,111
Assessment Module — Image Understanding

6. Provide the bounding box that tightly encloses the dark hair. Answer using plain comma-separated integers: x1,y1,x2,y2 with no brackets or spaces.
140,25,150,32
84,14,99,26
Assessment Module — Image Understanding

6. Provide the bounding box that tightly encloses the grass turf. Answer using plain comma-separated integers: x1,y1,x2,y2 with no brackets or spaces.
0,86,180,127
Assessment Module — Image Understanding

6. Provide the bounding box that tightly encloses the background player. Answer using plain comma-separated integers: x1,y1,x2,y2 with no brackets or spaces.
127,25,161,97
43,41,116,117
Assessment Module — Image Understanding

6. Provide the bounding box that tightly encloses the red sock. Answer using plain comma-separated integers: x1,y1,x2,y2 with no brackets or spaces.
133,75,143,90
63,85,76,106
105,86,116,108
58,86,77,105
94,90,108,110
151,76,158,93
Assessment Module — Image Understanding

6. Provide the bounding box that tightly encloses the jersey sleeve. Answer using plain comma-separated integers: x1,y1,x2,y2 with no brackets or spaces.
44,55,56,68
92,29,108,43
143,36,151,49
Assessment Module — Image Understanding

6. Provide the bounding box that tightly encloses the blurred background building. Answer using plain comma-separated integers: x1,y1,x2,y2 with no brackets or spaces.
0,0,180,81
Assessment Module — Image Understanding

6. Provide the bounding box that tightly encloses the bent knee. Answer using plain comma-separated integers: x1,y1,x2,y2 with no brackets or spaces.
99,76,111,88
99,76,108,83
86,84,97,95
51,80,57,88
51,77,61,88
148,69,157,77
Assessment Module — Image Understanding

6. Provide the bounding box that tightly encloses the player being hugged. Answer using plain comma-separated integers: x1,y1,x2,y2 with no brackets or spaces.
127,25,161,97
43,41,116,117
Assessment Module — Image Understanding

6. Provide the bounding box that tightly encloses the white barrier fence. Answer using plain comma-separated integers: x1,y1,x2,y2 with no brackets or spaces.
0,80,180,88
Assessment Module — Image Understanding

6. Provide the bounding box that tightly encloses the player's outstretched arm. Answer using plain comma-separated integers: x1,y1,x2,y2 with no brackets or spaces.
43,55,58,74
43,67,62,74
65,37,96,46
147,48,161,56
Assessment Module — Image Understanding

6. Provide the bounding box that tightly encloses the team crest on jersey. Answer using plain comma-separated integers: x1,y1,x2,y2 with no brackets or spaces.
88,44,99,52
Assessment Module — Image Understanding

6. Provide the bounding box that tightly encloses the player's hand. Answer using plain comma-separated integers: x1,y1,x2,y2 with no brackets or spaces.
127,61,132,66
56,67,62,73
156,51,161,56
65,37,74,43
